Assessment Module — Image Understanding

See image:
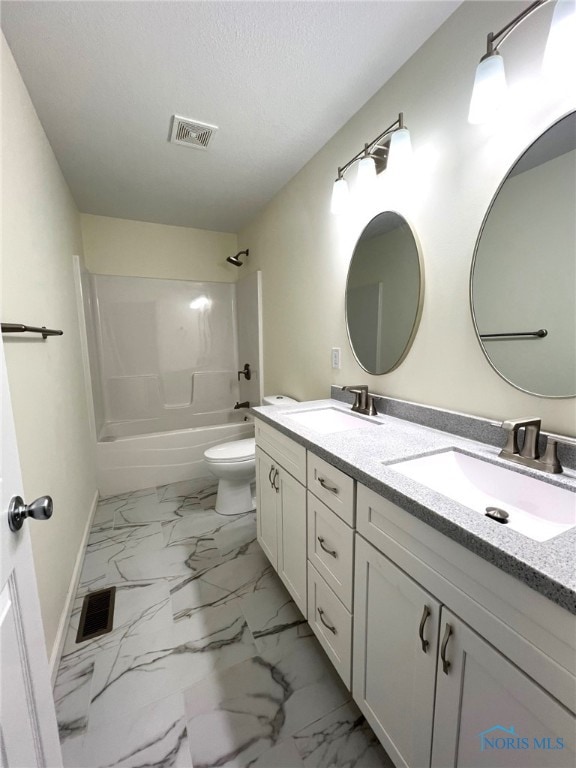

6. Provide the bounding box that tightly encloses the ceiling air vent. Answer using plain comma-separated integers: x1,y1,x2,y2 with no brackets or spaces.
170,115,218,150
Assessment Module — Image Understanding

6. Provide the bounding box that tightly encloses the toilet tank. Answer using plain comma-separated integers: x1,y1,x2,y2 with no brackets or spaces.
262,395,298,406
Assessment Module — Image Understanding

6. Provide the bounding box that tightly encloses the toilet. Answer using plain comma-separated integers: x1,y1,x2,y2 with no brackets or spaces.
204,395,298,515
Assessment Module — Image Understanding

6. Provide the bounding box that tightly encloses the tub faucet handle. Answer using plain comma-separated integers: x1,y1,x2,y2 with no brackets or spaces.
238,363,251,381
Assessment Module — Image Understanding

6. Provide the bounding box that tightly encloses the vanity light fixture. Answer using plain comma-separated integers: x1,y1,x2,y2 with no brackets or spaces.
330,113,412,214
468,0,576,124
543,0,576,79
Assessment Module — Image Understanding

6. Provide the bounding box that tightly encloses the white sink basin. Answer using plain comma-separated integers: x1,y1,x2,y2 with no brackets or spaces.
389,450,576,542
284,407,381,434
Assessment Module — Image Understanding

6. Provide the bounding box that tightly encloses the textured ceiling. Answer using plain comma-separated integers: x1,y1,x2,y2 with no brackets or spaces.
1,1,461,233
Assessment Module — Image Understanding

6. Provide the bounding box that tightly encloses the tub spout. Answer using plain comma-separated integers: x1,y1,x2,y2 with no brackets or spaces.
234,400,250,409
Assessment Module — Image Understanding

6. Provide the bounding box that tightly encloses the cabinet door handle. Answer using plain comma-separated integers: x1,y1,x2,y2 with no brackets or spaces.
318,476,338,494
273,469,280,493
440,623,453,674
418,605,431,653
317,536,338,558
317,607,337,635
268,465,275,487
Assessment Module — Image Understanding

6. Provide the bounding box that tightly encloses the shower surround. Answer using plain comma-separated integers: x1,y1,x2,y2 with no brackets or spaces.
85,273,260,495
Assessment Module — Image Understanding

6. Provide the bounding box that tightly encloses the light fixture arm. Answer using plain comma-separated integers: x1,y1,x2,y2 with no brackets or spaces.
485,0,549,55
335,113,404,180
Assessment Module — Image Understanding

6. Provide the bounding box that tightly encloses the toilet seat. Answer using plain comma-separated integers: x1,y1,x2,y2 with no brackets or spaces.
204,438,255,464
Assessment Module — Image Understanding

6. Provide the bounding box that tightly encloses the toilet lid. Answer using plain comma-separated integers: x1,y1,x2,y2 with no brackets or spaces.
205,438,255,463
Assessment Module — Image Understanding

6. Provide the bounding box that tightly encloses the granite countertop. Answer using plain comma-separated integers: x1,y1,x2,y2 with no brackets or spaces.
252,398,576,614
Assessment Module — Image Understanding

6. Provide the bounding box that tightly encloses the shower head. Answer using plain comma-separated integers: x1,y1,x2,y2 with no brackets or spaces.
226,249,249,267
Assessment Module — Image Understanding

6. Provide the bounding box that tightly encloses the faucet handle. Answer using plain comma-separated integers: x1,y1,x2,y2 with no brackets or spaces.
341,385,367,412
541,438,562,474
364,392,378,416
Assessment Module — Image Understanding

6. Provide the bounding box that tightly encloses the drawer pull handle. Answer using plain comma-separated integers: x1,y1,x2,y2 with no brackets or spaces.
318,607,337,635
317,536,338,558
318,477,339,494
273,469,280,493
440,623,453,675
418,605,431,653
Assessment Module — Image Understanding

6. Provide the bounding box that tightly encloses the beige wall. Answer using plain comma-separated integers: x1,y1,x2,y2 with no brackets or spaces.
1,35,98,658
82,213,238,282
239,1,576,437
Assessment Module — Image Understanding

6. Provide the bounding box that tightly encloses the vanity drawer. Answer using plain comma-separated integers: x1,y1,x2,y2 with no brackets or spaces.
307,452,355,525
307,492,354,610
308,563,352,689
255,419,306,484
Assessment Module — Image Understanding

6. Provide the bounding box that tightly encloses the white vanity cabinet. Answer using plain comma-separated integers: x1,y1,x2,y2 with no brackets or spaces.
255,421,307,613
354,484,576,768
255,415,575,768
306,452,356,688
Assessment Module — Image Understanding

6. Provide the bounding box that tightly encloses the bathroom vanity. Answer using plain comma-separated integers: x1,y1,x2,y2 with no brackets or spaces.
253,398,576,768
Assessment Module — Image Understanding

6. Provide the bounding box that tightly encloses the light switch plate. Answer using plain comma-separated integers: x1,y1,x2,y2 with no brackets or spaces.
331,347,341,369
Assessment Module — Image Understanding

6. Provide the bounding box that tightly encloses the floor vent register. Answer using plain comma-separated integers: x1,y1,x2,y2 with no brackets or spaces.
76,586,116,642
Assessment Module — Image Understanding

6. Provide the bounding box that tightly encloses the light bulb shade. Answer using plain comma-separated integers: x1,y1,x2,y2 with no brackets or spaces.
387,128,412,171
543,0,576,82
468,52,507,124
330,176,349,214
356,155,377,192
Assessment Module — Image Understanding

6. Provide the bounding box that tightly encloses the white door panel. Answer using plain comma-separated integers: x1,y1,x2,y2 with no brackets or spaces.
1,341,62,767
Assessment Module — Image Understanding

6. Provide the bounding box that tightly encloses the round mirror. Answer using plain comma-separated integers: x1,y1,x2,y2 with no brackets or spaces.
471,112,576,398
345,211,423,374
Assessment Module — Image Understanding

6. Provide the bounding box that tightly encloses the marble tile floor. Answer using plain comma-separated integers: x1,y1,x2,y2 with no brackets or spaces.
54,477,394,768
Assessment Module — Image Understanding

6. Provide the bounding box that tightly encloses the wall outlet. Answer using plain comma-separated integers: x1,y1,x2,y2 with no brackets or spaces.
331,347,341,369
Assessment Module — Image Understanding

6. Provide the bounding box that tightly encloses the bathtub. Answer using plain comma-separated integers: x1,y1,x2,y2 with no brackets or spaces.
96,409,254,496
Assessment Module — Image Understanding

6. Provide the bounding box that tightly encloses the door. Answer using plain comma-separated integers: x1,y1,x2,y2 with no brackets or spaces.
255,447,278,567
276,467,306,614
432,609,575,768
353,535,441,768
0,344,62,766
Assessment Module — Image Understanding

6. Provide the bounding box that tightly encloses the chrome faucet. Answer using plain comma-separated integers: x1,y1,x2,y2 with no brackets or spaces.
500,417,563,474
341,385,378,417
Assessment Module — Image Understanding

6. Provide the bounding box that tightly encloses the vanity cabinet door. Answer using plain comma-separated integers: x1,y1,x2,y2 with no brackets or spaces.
432,609,576,768
277,466,307,614
255,447,278,568
353,535,440,768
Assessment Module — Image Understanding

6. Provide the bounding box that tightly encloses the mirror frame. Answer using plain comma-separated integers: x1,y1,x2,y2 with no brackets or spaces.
345,210,425,375
469,110,576,400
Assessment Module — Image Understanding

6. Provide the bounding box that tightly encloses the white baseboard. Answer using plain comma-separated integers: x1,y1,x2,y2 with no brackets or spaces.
49,489,99,685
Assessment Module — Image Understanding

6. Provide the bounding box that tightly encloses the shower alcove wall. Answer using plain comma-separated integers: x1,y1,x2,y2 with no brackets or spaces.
81,271,262,495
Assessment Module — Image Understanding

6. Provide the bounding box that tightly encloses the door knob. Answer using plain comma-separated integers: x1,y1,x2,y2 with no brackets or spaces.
8,495,53,532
